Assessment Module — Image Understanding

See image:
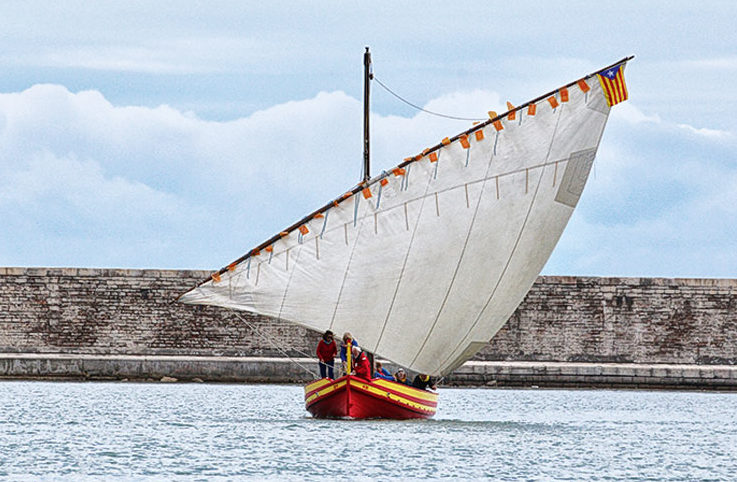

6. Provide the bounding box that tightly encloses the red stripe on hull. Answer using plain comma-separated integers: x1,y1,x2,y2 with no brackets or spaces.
305,376,436,420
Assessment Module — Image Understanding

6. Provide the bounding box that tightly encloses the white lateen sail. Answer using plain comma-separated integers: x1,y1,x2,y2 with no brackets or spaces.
179,59,631,376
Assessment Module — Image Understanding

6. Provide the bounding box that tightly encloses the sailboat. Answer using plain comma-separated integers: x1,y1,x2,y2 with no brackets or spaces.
179,49,632,419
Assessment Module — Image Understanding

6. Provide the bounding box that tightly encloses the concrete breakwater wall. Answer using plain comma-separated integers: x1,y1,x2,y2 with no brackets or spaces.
1,267,735,387
3,354,737,390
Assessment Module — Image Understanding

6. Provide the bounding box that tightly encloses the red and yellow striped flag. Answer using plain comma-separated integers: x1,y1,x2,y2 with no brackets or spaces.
597,64,628,106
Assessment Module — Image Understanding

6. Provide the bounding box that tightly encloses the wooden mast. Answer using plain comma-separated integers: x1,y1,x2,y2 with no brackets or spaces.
363,46,371,183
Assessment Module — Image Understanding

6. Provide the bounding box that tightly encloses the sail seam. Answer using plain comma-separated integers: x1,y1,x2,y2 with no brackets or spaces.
432,104,567,375
275,241,307,323
372,163,437,355
328,200,371,331
408,144,498,368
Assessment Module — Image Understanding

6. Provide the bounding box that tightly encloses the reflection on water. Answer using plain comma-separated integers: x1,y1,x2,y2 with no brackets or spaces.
0,382,735,479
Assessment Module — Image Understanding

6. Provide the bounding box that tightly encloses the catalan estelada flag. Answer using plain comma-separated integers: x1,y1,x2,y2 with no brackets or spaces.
597,64,628,106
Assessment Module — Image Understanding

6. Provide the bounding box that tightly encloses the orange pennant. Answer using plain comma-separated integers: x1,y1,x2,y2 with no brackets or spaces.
392,167,406,176
547,96,559,109
429,152,438,162
441,137,451,145
380,178,389,186
298,225,309,235
362,187,372,199
475,130,485,141
506,102,516,121
560,87,569,102
227,262,237,271
487,111,497,119
459,134,470,149
251,249,260,256
528,103,537,116
493,120,504,131
577,79,590,93
280,231,289,237
211,272,221,283
265,245,274,253
314,212,324,219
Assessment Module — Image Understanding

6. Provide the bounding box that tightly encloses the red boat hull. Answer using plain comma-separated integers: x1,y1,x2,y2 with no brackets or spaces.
304,375,437,419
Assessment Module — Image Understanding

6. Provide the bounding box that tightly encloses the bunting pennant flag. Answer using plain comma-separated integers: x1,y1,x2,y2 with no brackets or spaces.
597,64,628,106
506,102,516,120
577,79,590,93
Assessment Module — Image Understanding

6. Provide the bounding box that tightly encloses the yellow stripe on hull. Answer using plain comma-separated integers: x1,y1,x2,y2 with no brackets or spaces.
371,379,438,403
305,380,347,405
304,378,333,395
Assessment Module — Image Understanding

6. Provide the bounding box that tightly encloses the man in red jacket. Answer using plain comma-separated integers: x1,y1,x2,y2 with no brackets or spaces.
316,330,338,379
351,345,372,381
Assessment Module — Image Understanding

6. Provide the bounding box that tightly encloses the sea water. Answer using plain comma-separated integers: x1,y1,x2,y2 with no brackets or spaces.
0,382,735,480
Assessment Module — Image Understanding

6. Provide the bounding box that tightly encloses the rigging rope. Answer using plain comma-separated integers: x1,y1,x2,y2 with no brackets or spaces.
229,309,439,384
228,309,319,378
373,75,486,122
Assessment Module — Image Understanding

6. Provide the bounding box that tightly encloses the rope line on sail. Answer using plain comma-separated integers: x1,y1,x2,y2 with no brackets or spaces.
228,309,320,378
409,129,499,368
431,101,568,374
373,75,487,122
372,134,439,355
328,189,372,330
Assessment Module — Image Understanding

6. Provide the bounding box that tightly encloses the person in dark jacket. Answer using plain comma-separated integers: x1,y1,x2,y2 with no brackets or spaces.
412,374,437,391
316,330,338,379
351,346,372,380
374,361,394,381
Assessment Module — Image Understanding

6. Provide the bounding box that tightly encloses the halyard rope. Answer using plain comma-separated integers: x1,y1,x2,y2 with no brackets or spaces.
373,75,487,122
228,309,320,378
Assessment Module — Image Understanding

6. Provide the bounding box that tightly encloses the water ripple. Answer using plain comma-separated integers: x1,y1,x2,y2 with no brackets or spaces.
0,382,735,480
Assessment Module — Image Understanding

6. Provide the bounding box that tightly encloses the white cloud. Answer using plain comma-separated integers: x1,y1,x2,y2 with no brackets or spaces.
676,123,732,139
677,57,737,72
611,102,661,125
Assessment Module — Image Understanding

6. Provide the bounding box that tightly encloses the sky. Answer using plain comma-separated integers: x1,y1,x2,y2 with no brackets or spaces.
0,1,735,278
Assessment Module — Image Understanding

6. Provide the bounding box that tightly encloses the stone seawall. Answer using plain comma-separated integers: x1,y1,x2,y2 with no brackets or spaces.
0,267,315,358
481,276,737,365
1,267,735,387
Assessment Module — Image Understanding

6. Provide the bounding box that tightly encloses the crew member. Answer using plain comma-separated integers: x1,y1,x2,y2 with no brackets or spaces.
374,361,394,381
316,330,337,379
394,368,410,385
351,345,371,380
412,373,437,391
340,332,358,375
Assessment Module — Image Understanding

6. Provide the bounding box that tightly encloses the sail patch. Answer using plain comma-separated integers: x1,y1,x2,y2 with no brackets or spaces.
554,148,597,208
